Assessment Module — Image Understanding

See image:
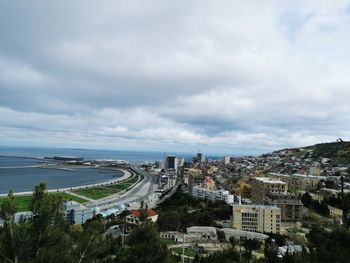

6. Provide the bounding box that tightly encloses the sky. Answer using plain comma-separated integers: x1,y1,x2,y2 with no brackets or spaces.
1,1,350,155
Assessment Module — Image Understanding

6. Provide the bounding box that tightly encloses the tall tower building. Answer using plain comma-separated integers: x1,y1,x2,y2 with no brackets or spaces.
164,155,178,172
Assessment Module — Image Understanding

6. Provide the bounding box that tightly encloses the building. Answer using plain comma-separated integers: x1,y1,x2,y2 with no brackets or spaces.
277,244,303,258
223,156,231,165
126,209,158,225
251,177,287,204
160,226,218,243
63,201,93,224
264,193,303,221
192,185,234,204
328,205,343,219
165,155,178,172
187,226,217,241
220,228,269,242
309,167,321,176
14,211,33,224
197,153,205,163
269,173,323,192
232,204,281,234
204,176,216,189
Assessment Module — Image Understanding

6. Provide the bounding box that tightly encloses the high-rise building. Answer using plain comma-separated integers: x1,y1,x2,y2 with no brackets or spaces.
164,155,178,172
197,152,205,163
223,156,231,165
232,204,281,234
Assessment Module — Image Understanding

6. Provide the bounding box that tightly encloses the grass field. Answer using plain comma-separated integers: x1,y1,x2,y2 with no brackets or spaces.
72,174,140,200
0,192,89,212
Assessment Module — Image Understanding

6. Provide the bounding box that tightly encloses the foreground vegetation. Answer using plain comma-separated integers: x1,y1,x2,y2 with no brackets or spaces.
72,174,140,200
1,184,350,262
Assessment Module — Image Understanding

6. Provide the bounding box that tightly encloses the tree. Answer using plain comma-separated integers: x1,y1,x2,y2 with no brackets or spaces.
0,191,20,263
301,192,312,208
119,223,174,263
28,183,69,262
242,239,261,262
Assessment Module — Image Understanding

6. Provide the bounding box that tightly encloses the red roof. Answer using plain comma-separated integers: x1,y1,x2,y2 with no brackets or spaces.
130,209,158,218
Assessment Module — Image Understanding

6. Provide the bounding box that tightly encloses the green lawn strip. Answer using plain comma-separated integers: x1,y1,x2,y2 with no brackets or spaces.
73,174,141,200
72,188,115,200
0,195,33,212
55,192,89,204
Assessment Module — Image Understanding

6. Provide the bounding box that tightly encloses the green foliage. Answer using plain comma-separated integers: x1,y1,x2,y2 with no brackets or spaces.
116,223,176,263
307,226,350,263
301,192,329,216
157,189,231,231
312,141,350,164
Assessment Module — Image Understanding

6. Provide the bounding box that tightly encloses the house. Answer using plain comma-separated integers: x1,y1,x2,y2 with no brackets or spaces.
126,209,158,225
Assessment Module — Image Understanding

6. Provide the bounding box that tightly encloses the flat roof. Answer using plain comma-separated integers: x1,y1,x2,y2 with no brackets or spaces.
254,177,286,184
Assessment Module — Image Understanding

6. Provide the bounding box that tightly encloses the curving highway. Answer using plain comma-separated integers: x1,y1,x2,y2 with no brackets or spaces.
85,165,157,211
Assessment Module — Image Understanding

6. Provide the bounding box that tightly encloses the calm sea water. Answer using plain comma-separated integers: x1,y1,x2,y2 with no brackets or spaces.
0,146,215,162
0,146,221,194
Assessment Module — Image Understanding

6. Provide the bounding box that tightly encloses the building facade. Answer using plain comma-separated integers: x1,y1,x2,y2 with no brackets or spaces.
63,201,93,225
232,204,281,234
269,173,322,192
251,177,287,204
264,193,303,221
165,155,178,172
192,185,234,204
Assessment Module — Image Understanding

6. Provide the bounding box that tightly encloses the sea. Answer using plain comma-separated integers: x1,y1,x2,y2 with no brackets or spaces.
0,146,221,194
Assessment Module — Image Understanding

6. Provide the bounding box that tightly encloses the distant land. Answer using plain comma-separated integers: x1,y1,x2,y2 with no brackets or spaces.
265,141,350,165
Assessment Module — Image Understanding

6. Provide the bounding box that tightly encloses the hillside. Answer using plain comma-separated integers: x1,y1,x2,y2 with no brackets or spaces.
271,141,350,165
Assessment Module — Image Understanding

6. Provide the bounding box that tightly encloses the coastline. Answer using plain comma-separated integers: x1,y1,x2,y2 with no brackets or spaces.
0,168,132,197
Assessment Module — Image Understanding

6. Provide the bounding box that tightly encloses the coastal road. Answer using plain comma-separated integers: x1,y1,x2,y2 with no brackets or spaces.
85,165,156,211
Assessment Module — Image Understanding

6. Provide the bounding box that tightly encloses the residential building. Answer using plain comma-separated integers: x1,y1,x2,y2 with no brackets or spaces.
264,193,303,221
221,228,269,242
14,211,33,224
192,185,234,204
204,176,216,189
251,177,287,204
309,167,321,176
328,205,343,219
165,155,178,172
187,226,217,240
232,204,281,234
126,209,158,225
63,201,93,224
269,173,323,192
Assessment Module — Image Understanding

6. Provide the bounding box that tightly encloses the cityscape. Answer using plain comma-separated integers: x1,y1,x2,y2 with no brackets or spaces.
1,1,350,263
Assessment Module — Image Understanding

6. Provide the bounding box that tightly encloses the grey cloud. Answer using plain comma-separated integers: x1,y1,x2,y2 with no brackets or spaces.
1,0,350,154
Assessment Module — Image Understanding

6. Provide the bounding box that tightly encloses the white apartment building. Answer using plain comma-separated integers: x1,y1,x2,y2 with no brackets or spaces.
223,156,231,165
63,201,93,225
232,204,281,234
192,185,234,204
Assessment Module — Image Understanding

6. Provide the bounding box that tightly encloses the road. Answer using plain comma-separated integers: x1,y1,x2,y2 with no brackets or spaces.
85,165,157,211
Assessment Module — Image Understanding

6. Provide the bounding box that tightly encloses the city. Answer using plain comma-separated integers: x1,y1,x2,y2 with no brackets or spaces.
1,141,350,262
1,1,350,262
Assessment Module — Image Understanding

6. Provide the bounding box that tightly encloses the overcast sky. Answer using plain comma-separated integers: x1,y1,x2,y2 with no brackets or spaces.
1,1,350,155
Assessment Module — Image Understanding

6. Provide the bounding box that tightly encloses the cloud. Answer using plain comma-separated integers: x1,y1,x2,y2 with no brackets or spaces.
1,0,350,154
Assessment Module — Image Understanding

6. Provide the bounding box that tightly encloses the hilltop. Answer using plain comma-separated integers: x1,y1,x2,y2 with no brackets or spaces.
269,141,350,165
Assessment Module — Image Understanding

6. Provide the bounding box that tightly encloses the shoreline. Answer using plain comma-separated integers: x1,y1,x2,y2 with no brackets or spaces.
0,168,132,197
